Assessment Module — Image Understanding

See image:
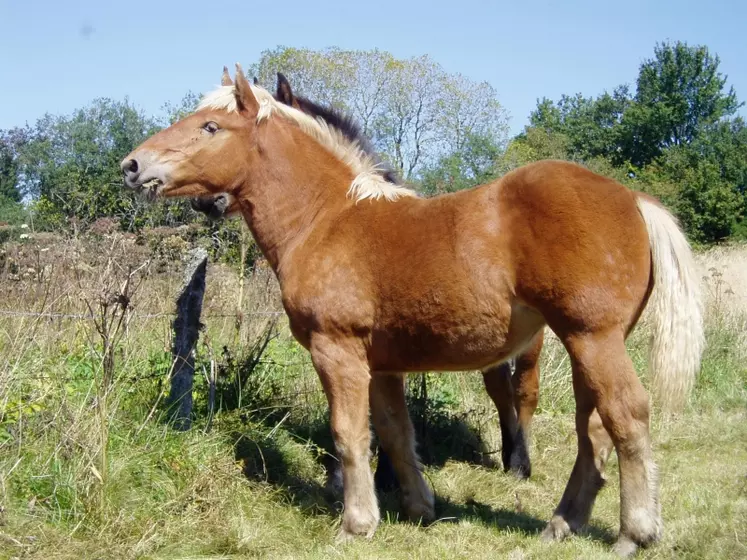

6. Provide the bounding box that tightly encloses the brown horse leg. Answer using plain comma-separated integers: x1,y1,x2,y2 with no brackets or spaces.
482,362,520,473
369,373,435,523
325,427,399,497
374,447,399,492
541,404,614,540
511,331,544,476
482,331,543,478
544,331,659,557
310,336,379,540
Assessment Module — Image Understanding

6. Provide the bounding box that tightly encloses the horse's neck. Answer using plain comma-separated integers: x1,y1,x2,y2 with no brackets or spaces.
238,124,353,275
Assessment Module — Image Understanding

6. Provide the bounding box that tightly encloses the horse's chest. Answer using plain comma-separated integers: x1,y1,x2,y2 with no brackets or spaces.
280,280,375,348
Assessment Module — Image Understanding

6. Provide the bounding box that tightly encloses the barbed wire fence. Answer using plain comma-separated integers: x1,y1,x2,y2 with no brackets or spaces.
0,244,297,434
0,309,284,320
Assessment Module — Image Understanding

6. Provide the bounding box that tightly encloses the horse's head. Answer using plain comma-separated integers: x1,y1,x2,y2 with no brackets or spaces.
121,64,261,201
187,71,302,220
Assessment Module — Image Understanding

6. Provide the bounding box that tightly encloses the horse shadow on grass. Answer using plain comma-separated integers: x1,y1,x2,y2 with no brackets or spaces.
228,409,536,534
233,400,501,490
230,421,615,545
429,496,616,545
230,424,343,519
227,409,617,547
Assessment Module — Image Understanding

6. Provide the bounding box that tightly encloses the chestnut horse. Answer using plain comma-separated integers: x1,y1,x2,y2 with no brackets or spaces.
190,70,544,482
122,65,704,557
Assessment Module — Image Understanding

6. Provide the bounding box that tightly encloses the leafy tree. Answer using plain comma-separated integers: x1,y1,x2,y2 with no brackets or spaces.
249,45,359,110
248,47,509,179
0,128,29,225
528,87,630,163
494,127,571,174
17,99,167,231
619,41,742,167
0,128,27,203
522,40,744,242
160,91,201,126
696,117,747,192
664,147,742,242
624,42,746,240
636,119,747,242
419,133,502,195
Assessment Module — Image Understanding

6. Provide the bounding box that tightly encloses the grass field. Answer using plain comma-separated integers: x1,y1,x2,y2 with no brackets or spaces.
0,233,746,559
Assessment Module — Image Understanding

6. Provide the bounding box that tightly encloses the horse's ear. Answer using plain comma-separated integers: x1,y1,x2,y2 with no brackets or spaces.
276,72,300,109
234,64,259,114
221,66,233,86
253,76,259,85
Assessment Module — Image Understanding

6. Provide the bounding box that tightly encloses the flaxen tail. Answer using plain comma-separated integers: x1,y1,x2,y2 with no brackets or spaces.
636,195,705,412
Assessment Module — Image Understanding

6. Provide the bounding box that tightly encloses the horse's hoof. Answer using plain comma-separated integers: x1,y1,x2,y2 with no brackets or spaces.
612,536,638,558
541,516,572,542
402,493,436,525
337,507,379,542
334,528,356,545
508,461,531,480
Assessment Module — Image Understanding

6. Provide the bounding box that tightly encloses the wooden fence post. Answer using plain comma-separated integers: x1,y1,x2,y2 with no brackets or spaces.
168,247,208,431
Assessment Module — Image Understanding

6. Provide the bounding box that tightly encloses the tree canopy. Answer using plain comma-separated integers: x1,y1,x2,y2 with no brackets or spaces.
511,40,746,242
249,47,509,179
1,41,744,244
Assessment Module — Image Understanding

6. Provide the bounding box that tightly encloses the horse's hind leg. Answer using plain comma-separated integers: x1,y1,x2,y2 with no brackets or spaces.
541,405,613,539
544,330,659,558
373,447,399,492
482,363,518,471
369,373,435,523
512,331,543,475
482,331,543,478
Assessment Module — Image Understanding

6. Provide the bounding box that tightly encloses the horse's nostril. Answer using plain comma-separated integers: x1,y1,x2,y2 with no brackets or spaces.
123,159,139,175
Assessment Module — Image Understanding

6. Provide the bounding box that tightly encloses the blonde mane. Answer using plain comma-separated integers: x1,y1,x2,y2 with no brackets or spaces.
197,85,418,203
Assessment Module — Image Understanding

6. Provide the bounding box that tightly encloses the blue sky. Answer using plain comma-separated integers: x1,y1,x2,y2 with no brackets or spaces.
1,0,744,136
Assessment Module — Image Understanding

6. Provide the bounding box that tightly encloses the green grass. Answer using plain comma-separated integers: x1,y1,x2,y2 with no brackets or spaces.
2,404,744,559
1,256,746,559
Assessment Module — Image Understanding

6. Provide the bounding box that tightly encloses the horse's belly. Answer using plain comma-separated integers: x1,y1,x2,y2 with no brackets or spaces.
369,301,545,372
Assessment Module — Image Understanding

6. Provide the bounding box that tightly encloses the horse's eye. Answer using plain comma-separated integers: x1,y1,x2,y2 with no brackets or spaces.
203,121,219,134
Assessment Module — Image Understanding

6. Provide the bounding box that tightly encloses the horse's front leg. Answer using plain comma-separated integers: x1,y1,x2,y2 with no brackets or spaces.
311,334,379,541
